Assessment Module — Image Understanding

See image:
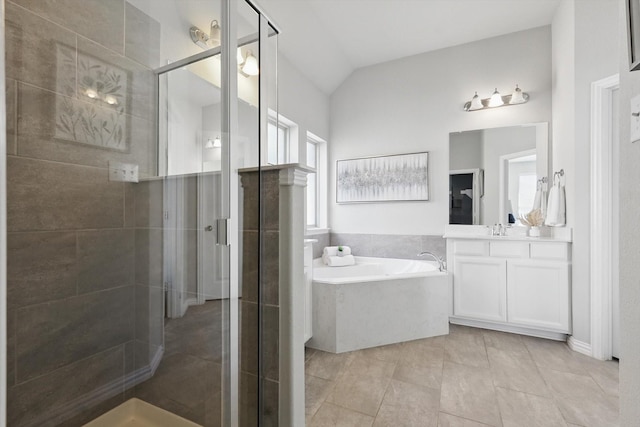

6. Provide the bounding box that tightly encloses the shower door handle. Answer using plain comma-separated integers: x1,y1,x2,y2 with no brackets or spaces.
216,218,229,246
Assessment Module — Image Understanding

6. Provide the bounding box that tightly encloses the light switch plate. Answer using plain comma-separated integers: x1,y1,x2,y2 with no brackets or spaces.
631,94,640,143
109,161,139,183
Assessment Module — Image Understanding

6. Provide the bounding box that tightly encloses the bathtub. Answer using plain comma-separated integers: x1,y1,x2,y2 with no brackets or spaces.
307,256,450,353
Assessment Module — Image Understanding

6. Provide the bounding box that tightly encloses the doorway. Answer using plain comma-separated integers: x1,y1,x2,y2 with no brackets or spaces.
590,74,620,360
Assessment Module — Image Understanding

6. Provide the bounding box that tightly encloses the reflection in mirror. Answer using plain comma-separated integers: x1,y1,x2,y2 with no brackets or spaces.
449,123,548,225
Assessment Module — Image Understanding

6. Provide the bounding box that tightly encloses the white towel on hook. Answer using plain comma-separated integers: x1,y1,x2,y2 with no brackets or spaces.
545,182,566,226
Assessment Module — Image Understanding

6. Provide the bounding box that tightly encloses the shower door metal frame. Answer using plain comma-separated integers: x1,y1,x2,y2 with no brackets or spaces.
0,1,8,425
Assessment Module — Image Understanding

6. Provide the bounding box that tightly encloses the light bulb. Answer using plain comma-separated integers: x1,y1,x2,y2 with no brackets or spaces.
105,95,118,105
208,20,221,47
509,84,526,104
242,50,259,76
469,92,483,111
488,88,504,107
237,48,244,65
85,88,98,99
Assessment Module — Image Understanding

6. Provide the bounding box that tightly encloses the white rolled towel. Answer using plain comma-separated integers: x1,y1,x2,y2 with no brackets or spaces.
322,246,351,256
326,255,356,267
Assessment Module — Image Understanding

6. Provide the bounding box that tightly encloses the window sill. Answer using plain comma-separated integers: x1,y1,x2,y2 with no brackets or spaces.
305,228,330,236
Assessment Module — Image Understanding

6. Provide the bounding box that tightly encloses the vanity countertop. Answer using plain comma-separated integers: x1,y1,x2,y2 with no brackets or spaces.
444,225,572,243
443,233,572,243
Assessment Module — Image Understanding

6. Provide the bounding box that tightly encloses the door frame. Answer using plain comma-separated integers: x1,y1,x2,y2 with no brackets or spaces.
590,73,620,360
499,149,537,224
449,168,483,225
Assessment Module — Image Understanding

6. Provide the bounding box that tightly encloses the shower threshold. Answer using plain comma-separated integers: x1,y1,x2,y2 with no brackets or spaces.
83,398,201,427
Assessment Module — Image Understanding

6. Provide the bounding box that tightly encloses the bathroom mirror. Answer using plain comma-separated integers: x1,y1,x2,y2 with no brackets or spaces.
449,123,549,226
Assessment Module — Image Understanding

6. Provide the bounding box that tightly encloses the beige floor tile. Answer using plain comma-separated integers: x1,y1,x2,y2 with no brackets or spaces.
393,359,444,390
522,337,586,375
345,354,396,379
306,350,355,381
540,368,619,427
554,394,619,427
487,347,549,396
403,335,446,349
358,343,404,363
373,380,440,427
573,353,619,397
310,402,374,427
438,412,494,427
495,387,566,427
306,374,335,420
440,362,501,426
326,372,390,416
539,368,604,398
394,344,444,389
444,331,489,368
482,330,528,355
306,347,318,362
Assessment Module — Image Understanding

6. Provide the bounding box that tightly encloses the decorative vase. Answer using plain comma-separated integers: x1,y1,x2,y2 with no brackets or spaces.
529,226,541,237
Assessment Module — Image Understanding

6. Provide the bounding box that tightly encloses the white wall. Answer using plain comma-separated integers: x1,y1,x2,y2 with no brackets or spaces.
278,54,330,162
329,26,552,235
618,0,640,423
551,0,620,345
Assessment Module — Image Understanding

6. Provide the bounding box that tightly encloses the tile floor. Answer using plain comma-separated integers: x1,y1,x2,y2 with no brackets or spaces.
305,325,619,427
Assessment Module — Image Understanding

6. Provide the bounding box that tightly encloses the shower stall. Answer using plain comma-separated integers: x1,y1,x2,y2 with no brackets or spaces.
1,0,285,425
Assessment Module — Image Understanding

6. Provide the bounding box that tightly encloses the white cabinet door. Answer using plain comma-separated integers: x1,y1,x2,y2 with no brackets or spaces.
507,260,570,332
453,256,507,322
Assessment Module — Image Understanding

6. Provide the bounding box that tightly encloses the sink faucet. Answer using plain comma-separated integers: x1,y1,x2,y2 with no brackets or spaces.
417,251,446,272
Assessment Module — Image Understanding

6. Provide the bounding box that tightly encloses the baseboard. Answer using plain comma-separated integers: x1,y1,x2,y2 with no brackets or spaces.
567,336,592,356
449,317,568,341
23,345,164,427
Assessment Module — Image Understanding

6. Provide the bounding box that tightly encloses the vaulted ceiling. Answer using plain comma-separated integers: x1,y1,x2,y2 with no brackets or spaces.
260,0,561,94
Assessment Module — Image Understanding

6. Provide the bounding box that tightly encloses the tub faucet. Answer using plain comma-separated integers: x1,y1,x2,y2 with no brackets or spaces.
417,251,446,272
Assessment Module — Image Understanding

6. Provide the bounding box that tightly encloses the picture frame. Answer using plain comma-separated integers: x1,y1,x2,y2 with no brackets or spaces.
628,0,640,71
336,152,429,204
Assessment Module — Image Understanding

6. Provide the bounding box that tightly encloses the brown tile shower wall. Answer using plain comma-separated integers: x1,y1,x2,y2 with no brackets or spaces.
239,170,280,426
330,233,446,260
5,1,160,425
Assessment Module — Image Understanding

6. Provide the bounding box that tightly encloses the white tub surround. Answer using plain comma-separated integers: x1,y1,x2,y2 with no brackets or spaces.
304,239,317,343
308,256,449,353
445,225,572,341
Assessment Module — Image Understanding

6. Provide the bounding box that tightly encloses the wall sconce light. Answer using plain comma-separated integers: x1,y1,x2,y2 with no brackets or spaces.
464,85,529,111
190,20,221,49
206,136,222,149
239,50,259,76
83,88,119,106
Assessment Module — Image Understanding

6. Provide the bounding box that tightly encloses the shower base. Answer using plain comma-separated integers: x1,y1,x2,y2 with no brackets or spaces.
83,398,201,427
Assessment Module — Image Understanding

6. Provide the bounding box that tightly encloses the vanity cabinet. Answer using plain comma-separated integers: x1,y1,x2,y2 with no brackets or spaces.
447,236,571,339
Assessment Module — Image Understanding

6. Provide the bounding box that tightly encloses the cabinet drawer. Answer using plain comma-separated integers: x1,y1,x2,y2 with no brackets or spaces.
490,241,529,258
530,243,570,261
453,240,489,256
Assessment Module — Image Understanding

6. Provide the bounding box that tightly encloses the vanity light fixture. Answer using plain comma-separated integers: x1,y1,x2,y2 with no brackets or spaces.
463,85,529,112
189,20,221,49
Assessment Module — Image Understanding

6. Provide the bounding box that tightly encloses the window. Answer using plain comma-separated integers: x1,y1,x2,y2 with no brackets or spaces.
306,139,318,227
267,119,289,165
306,132,327,230
266,111,298,165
